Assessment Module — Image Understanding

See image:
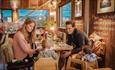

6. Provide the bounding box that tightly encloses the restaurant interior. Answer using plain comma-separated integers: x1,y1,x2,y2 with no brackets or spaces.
0,0,115,70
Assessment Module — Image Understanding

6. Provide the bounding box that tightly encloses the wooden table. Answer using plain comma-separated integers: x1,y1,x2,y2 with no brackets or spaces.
52,46,73,51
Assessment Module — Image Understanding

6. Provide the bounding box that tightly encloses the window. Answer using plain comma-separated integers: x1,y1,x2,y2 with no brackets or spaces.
60,2,71,27
18,9,49,27
2,10,12,23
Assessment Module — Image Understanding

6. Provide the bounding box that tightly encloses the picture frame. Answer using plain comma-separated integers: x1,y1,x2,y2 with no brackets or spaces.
74,0,83,18
97,0,115,14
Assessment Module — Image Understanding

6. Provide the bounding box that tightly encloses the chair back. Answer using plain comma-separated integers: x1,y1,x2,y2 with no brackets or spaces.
0,34,14,63
0,34,6,45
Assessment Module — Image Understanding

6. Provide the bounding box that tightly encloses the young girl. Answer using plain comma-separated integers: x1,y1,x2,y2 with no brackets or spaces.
37,40,58,60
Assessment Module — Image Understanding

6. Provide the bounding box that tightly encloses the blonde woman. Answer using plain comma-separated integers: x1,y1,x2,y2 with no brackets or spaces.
13,18,39,61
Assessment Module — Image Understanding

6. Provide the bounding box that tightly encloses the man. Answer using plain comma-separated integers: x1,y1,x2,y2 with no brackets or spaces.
58,21,89,70
66,21,89,54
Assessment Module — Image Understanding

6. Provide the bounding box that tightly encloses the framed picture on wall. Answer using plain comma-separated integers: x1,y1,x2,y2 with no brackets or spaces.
74,0,83,17
97,0,115,14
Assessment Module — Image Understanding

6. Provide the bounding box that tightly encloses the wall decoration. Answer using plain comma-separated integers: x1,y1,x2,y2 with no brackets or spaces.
97,0,115,14
74,0,82,17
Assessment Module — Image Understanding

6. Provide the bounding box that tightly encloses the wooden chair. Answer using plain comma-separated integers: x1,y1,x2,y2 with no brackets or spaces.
34,58,58,70
67,55,111,70
66,57,87,70
0,34,6,45
0,34,34,70
94,68,112,70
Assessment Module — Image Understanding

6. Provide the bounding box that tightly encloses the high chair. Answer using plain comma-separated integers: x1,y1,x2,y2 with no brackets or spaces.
67,56,112,70
66,57,87,70
34,58,58,70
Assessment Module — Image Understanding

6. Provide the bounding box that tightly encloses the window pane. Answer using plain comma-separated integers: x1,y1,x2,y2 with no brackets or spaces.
2,10,12,23
60,2,71,27
18,9,49,27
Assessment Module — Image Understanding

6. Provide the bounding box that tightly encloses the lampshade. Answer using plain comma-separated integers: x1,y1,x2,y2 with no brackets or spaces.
10,0,20,10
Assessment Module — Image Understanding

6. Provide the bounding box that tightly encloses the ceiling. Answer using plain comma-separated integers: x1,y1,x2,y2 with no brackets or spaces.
0,0,55,10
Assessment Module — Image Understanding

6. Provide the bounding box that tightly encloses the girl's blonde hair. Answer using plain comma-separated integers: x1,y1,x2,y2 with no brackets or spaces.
41,39,52,49
20,18,36,43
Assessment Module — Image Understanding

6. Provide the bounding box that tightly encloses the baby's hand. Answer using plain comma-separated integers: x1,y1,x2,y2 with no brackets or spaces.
36,47,43,52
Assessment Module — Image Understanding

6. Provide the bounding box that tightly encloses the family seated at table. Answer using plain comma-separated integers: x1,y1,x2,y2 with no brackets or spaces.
0,18,106,70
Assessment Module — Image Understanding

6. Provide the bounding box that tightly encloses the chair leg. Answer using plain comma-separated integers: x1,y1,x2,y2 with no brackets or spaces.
27,67,30,70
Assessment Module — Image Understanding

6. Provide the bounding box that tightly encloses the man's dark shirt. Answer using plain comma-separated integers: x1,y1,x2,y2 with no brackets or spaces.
66,29,88,54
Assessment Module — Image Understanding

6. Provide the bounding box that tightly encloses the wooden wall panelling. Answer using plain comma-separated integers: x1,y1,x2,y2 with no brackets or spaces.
0,0,2,8
71,0,85,32
58,0,69,7
84,0,89,34
89,0,96,35
89,0,115,69
28,0,39,9
21,0,29,9
2,0,11,9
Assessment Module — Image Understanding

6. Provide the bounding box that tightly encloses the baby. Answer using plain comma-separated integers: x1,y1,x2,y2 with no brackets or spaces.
82,45,97,62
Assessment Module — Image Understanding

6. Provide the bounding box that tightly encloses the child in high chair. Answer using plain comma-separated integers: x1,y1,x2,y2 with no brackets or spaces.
37,40,58,60
81,45,98,69
72,45,97,62
81,45,97,62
